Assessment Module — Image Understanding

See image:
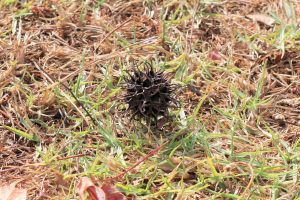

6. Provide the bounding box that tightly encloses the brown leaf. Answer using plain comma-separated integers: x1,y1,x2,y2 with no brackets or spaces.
0,181,27,200
77,177,125,200
246,14,275,26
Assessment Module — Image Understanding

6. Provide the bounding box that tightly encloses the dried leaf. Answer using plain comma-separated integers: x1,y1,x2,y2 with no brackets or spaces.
77,177,125,200
101,184,126,200
77,177,101,200
246,14,275,26
86,186,106,200
0,181,27,200
208,50,223,61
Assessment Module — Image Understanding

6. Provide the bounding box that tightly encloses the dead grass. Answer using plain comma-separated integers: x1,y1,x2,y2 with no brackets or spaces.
0,0,299,199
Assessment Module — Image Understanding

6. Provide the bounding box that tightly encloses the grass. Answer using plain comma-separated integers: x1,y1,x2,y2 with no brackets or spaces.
0,0,299,199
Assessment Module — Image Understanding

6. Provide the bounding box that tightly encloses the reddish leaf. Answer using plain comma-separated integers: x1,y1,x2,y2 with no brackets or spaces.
208,50,223,61
86,186,106,200
0,181,27,200
77,177,102,200
77,177,125,200
101,184,125,200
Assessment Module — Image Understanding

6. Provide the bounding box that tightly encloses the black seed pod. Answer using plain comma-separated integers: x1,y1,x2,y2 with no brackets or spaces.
123,63,176,123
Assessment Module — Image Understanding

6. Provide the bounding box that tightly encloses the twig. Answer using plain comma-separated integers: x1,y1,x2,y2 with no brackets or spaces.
56,153,90,161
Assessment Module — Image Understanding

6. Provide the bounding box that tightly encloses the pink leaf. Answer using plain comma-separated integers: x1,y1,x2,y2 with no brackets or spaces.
0,181,27,200
208,50,223,61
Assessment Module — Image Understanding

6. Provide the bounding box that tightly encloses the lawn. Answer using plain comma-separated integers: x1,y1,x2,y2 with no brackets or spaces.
0,0,299,199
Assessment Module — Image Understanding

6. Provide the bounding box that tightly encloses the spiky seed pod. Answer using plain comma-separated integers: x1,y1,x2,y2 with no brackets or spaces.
123,63,176,122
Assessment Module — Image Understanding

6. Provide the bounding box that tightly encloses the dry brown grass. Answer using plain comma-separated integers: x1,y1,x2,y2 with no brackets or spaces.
0,0,299,199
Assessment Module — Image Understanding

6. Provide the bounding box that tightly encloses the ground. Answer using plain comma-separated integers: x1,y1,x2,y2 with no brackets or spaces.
0,0,300,199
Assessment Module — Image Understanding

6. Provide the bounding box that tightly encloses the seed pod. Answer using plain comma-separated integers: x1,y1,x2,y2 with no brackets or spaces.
123,63,176,123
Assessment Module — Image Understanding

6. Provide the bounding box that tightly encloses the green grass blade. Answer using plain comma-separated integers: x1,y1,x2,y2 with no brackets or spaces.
4,125,40,142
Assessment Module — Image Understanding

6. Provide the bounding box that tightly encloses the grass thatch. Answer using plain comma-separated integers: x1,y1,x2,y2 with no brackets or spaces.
0,0,299,199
